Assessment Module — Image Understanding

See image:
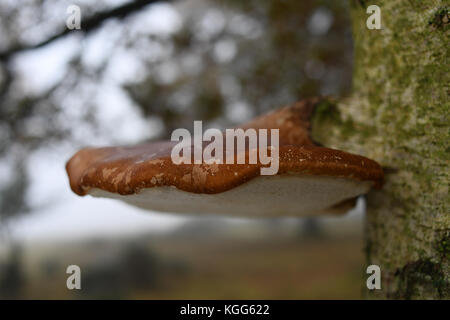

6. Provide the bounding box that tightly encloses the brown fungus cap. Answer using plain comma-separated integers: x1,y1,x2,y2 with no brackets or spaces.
66,98,383,217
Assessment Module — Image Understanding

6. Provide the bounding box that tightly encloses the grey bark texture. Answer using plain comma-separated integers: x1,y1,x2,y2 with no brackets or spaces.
311,0,449,299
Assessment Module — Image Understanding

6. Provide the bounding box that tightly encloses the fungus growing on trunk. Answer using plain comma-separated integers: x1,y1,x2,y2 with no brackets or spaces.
66,98,383,217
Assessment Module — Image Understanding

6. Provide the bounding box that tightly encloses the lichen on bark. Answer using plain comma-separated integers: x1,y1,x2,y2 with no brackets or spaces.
312,0,449,299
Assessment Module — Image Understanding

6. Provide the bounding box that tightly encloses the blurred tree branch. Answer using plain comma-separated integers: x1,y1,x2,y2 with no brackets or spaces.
0,0,170,62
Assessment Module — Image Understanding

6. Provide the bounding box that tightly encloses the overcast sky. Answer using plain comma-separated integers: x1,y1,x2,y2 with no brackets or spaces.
6,3,187,243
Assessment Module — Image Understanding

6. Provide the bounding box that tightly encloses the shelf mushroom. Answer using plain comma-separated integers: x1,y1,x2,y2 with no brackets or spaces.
66,98,383,217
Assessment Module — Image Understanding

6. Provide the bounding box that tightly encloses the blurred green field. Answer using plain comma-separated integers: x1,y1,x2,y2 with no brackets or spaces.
136,236,365,299
2,221,367,300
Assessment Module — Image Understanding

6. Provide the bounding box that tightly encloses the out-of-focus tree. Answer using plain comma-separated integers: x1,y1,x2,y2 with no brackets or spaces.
312,1,449,299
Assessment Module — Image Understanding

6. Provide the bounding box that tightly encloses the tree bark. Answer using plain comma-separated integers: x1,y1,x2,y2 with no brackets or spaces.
312,0,449,299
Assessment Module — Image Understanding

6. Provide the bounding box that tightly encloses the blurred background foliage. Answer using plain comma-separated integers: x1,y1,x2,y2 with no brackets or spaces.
0,0,363,299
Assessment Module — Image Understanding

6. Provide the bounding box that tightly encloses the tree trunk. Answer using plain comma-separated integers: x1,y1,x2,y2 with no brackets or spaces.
311,0,449,299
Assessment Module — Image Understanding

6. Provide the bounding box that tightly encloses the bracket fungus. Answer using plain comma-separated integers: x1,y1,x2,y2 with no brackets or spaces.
66,98,383,217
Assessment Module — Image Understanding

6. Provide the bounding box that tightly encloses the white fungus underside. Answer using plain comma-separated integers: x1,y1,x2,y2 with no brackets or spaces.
88,174,373,217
